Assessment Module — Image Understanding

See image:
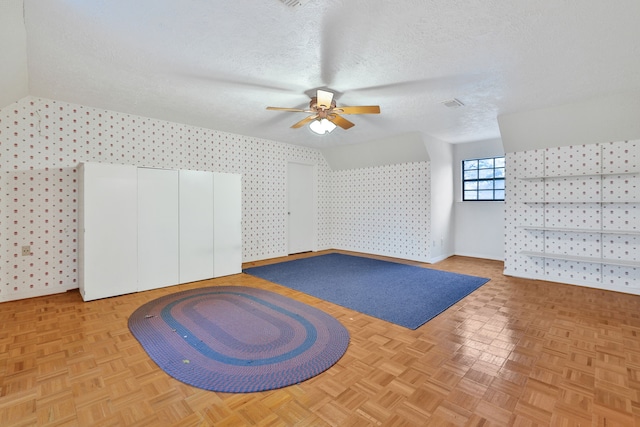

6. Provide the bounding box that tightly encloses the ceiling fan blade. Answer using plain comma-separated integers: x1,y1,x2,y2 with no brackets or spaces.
335,106,381,115
328,114,355,130
291,115,318,129
266,106,309,112
316,89,334,110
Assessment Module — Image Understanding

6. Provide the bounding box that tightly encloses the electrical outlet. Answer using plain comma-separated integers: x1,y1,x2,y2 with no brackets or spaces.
21,245,31,256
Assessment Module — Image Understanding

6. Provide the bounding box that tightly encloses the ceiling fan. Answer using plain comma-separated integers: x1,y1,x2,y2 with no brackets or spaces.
266,89,380,132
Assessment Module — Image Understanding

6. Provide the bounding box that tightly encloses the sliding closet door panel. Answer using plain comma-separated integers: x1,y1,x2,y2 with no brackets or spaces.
213,173,242,277
79,162,138,301
179,170,214,283
138,168,179,291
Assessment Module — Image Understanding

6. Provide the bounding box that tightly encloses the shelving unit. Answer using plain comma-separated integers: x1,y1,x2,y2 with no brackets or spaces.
518,170,638,180
517,170,638,267
518,225,640,235
523,201,606,204
519,251,640,268
505,141,640,293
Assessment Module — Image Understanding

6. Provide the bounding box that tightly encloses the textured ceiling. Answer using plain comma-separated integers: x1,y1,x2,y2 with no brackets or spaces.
22,0,640,148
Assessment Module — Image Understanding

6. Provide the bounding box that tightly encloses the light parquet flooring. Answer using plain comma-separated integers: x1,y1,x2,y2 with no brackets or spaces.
2,250,640,426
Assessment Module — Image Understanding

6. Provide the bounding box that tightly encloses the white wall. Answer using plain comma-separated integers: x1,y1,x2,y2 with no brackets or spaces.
498,93,640,288
425,136,454,262
321,132,429,170
0,96,438,302
453,138,505,261
504,141,640,293
330,162,431,262
0,96,332,302
498,92,640,152
0,0,29,109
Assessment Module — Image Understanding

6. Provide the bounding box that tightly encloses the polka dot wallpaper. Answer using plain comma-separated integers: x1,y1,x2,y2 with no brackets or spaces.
1,97,432,301
505,140,640,294
331,162,431,261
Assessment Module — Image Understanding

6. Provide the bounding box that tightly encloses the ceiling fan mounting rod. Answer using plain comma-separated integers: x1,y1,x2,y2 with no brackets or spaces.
310,97,336,110
310,96,336,119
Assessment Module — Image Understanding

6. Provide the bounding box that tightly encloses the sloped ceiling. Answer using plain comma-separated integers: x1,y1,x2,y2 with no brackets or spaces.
0,1,28,107
6,0,640,148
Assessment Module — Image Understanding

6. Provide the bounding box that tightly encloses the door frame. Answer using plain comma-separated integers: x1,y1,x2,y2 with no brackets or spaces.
285,160,318,255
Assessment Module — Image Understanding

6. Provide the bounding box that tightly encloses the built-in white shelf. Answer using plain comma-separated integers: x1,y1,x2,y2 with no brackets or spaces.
508,142,640,292
520,251,640,268
518,171,638,180
523,201,637,204
519,226,640,235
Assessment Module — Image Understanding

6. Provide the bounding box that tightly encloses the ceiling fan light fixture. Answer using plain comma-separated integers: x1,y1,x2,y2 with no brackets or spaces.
267,89,379,131
323,119,337,133
309,118,336,135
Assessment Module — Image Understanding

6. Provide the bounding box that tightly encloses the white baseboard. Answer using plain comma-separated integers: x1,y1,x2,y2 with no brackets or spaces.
428,253,454,263
453,251,504,262
0,287,71,303
332,246,431,263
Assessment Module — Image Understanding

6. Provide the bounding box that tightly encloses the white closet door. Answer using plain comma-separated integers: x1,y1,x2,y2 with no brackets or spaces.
179,170,214,283
213,172,242,277
79,162,138,301
137,168,179,291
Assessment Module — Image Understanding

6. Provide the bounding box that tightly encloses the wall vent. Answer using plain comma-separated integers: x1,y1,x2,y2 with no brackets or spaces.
442,98,464,108
279,0,310,7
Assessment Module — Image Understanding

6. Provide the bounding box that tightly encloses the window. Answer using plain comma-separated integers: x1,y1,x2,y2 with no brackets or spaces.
462,156,505,201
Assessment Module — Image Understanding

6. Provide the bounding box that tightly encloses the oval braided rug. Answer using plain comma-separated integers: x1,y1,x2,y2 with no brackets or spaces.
128,286,350,393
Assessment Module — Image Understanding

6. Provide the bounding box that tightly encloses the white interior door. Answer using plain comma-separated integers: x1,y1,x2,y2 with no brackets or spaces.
213,172,242,277
179,169,214,283
287,162,315,254
137,168,179,291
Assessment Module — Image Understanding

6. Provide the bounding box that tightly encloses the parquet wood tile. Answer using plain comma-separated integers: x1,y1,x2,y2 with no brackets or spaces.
3,250,640,425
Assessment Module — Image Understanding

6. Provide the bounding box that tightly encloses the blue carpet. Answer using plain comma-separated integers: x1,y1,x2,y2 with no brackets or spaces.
129,286,349,392
244,253,490,329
